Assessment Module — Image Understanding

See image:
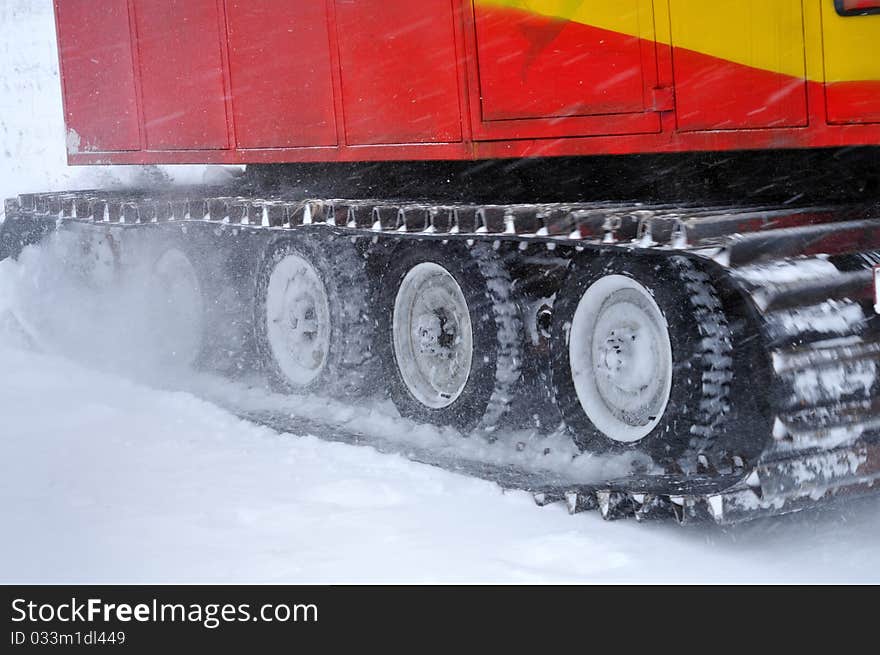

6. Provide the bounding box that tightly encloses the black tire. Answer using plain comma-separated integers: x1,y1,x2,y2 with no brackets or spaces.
378,242,522,433
550,253,733,461
254,232,375,397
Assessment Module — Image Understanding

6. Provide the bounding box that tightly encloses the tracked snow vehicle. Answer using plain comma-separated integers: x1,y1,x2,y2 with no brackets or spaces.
3,0,880,524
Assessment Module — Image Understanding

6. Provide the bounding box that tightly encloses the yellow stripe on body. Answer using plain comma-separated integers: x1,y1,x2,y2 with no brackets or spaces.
475,0,880,83
820,1,880,83
475,0,656,45
667,0,806,81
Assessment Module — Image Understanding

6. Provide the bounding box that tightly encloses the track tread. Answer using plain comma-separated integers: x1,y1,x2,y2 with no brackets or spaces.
470,243,523,433
670,256,734,446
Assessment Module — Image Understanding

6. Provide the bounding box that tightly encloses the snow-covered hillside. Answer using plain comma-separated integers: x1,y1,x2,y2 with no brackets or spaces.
2,0,880,584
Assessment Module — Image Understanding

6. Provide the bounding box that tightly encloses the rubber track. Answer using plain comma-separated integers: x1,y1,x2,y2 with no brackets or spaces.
669,256,733,445
469,242,522,433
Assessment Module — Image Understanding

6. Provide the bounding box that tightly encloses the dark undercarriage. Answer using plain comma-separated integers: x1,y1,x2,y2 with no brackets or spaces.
245,147,880,206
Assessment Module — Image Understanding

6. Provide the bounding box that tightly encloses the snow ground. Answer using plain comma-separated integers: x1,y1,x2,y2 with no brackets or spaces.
3,328,880,584
2,0,880,584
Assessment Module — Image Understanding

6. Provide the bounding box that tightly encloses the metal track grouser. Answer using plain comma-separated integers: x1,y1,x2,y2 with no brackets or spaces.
3,188,879,525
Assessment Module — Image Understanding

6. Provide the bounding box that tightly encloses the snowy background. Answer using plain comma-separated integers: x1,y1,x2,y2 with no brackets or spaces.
2,0,880,584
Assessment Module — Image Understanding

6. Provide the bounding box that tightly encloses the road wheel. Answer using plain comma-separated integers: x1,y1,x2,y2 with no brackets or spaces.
147,246,205,367
380,242,521,433
255,233,374,397
550,253,732,461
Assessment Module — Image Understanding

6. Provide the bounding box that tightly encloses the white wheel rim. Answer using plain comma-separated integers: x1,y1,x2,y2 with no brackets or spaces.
265,253,331,387
152,248,204,366
569,274,672,443
393,262,473,409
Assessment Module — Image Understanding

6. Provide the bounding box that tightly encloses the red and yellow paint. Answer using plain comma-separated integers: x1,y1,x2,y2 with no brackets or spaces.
474,0,880,127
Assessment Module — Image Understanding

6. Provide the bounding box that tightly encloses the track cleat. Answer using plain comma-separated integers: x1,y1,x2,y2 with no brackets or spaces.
596,491,636,520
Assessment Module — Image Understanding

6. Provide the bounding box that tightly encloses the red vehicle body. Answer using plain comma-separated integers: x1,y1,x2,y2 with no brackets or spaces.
54,0,880,167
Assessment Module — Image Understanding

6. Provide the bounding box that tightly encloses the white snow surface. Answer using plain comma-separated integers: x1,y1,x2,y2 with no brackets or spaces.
3,0,880,584
5,330,880,584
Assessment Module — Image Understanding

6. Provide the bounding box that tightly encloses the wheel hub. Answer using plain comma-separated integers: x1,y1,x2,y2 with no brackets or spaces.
414,308,458,356
595,315,659,388
285,292,323,360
